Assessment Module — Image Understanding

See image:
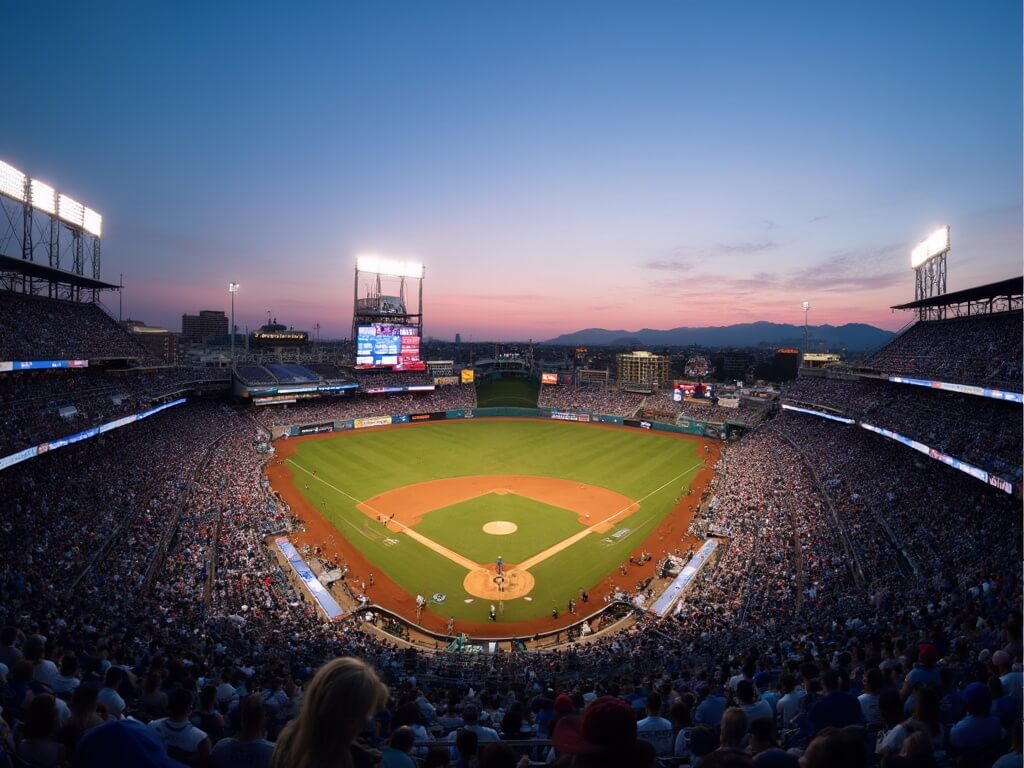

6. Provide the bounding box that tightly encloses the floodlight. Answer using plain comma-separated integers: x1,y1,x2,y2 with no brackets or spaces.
83,208,103,237
802,301,811,312
910,226,950,268
58,194,85,228
30,179,56,215
228,282,240,293
0,160,26,202
356,254,424,279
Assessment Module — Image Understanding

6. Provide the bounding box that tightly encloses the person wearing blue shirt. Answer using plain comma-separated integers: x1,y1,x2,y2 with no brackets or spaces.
950,683,1004,753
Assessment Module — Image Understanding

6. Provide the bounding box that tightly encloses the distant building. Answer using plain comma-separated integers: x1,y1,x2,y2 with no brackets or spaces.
181,310,228,344
616,351,670,391
125,320,178,364
250,318,309,351
802,352,842,369
713,351,755,380
455,333,461,344
774,348,801,379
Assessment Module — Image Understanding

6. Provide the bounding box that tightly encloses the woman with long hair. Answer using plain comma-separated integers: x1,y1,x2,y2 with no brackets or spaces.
272,657,389,768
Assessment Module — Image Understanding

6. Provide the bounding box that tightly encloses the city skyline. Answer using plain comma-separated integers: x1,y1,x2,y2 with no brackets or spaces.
3,1,1021,341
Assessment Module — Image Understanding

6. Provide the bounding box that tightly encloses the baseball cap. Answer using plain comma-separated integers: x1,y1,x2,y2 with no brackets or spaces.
917,643,939,666
75,719,184,768
993,650,1011,667
554,694,573,713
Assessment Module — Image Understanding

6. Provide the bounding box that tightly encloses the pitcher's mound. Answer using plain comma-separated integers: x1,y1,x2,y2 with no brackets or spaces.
483,521,518,535
464,567,535,599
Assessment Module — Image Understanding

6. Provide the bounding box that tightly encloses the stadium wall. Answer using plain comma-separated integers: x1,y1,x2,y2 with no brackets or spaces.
280,407,721,438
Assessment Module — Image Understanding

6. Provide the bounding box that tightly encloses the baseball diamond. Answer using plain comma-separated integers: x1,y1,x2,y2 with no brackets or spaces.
266,417,717,636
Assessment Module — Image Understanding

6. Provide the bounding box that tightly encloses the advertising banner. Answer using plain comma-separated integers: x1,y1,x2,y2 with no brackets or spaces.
541,372,558,385
298,422,334,435
411,411,448,422
649,539,718,617
275,538,345,621
335,420,354,430
717,397,740,409
550,410,591,423
354,415,393,429
461,369,475,384
392,414,411,424
781,403,855,425
888,375,1024,404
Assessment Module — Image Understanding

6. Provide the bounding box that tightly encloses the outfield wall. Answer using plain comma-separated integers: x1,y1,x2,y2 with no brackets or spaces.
282,406,734,439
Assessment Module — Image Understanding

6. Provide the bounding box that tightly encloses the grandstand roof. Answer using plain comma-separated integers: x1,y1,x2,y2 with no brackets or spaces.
0,253,119,290
891,276,1023,310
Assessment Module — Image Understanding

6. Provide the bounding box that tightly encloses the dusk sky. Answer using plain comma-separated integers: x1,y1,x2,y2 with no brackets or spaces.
3,1,1021,341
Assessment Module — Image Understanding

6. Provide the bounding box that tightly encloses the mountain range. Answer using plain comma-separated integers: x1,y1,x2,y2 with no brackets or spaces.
543,322,895,352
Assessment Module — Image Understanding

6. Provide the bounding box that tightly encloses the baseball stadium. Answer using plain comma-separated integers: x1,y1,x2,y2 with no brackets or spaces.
1,6,1022,762
1,195,1021,761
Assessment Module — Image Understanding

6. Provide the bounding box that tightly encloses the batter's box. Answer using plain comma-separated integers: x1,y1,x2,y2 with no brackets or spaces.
382,538,400,547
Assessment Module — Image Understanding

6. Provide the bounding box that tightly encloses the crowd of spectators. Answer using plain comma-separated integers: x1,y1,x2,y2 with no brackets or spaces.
782,376,1022,483
258,386,477,428
356,370,436,389
863,311,1022,390
643,392,770,427
0,304,1021,765
537,385,646,416
0,366,230,456
0,291,148,361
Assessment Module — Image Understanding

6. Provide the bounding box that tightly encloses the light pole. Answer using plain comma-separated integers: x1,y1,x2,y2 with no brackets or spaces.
229,282,240,369
802,300,811,366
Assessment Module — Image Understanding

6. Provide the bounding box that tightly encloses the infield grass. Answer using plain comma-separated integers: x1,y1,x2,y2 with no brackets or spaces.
283,419,703,624
413,493,586,564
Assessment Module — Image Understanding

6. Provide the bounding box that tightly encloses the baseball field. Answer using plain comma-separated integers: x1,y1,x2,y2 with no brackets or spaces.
269,419,709,632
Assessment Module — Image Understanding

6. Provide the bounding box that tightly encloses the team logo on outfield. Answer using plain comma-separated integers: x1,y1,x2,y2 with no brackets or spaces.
431,593,447,604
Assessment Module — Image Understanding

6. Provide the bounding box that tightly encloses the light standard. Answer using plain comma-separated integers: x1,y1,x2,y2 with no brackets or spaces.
228,282,240,369
802,300,811,366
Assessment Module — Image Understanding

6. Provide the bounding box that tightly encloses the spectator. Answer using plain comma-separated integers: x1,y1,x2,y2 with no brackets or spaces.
149,688,212,767
272,657,388,768
211,695,275,768
15,693,65,768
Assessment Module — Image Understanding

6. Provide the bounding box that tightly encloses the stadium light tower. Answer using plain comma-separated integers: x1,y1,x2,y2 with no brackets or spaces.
802,300,811,365
228,282,240,370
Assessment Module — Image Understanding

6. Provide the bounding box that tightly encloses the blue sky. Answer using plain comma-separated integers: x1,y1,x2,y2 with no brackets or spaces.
3,1,1020,340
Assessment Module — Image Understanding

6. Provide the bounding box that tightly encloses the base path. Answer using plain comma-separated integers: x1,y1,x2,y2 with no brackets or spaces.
358,475,637,535
265,420,722,638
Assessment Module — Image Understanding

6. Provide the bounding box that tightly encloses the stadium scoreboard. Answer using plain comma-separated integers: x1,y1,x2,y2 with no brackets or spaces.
356,323,422,369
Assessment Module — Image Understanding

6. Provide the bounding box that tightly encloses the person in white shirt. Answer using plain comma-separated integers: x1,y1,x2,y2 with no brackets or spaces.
96,667,127,719
776,673,806,726
736,680,773,728
636,692,675,756
51,654,81,699
149,688,211,767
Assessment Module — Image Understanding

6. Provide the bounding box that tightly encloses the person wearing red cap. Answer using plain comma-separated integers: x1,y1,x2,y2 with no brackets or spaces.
552,696,657,767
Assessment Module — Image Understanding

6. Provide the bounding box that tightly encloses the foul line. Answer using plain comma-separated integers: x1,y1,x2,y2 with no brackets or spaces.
517,460,704,570
289,456,703,577
287,459,479,570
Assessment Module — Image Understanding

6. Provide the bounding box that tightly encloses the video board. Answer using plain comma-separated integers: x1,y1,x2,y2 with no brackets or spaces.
356,324,421,368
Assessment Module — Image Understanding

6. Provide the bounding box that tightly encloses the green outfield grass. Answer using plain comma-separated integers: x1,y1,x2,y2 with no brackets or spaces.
283,419,703,625
474,376,539,407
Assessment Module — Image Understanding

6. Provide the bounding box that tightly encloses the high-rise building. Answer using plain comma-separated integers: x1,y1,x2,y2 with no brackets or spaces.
616,351,670,390
181,310,228,344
